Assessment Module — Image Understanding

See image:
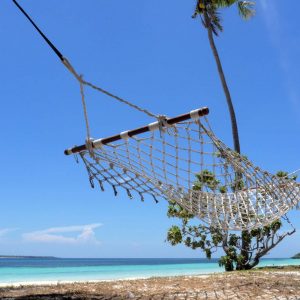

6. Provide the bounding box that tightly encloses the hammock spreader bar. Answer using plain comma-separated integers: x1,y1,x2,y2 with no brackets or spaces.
64,107,209,155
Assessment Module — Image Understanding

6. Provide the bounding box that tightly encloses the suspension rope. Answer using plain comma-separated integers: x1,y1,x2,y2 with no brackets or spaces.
12,0,64,61
79,78,91,139
12,0,157,119
82,79,157,118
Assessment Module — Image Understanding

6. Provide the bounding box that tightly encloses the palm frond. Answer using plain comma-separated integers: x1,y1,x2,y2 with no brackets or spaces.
193,0,254,36
192,0,204,19
208,9,223,35
237,1,255,20
213,0,238,8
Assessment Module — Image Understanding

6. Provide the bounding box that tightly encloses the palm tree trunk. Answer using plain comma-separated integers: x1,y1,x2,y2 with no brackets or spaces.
203,11,241,154
203,11,249,268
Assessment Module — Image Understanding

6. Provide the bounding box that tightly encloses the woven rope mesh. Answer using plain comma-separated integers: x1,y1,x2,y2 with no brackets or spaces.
78,117,300,230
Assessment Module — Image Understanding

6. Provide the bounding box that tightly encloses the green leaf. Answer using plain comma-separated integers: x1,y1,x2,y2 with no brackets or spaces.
167,226,183,246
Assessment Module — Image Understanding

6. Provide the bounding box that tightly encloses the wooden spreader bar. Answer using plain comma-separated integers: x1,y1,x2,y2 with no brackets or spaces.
64,107,209,155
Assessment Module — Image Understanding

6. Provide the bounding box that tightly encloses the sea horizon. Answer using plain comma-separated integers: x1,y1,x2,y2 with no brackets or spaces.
0,255,296,259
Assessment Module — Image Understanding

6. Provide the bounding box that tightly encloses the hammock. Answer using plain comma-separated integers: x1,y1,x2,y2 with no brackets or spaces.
65,108,300,230
13,0,300,231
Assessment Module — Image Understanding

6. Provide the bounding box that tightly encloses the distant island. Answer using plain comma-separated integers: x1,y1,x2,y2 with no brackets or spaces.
292,253,300,259
0,255,58,259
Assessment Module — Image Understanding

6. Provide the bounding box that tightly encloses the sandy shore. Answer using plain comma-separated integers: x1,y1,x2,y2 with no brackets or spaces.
1,266,300,299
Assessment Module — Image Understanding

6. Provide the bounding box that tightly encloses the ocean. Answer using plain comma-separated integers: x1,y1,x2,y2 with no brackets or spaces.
0,258,299,285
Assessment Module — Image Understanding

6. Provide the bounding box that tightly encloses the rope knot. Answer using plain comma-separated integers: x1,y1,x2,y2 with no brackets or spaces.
156,115,168,136
85,137,96,159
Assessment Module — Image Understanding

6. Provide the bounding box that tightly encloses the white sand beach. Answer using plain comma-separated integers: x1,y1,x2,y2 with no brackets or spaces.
1,266,300,299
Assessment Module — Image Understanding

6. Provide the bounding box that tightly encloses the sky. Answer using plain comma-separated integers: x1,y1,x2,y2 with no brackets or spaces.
0,0,299,258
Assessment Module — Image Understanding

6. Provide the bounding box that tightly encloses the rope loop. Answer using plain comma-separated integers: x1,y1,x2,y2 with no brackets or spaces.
85,137,96,160
62,58,83,83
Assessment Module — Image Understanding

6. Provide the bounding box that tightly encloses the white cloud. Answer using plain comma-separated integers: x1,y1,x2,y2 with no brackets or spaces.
131,242,142,248
23,223,102,245
0,228,17,238
259,0,300,112
260,0,280,37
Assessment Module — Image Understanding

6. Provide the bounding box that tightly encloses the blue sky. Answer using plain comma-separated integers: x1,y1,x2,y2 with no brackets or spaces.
0,0,299,258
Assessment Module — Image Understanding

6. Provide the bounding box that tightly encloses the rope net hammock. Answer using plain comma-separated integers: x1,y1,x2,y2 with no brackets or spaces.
12,0,300,231
65,108,300,231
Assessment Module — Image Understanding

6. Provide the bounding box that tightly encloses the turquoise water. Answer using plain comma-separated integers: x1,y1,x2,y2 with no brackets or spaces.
0,258,299,285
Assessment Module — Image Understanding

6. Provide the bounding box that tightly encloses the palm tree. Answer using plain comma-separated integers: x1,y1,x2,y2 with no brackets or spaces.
169,1,295,271
192,0,255,270
192,0,255,154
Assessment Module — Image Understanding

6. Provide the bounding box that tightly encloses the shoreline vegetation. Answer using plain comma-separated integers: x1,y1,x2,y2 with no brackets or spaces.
0,265,299,299
292,253,300,259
